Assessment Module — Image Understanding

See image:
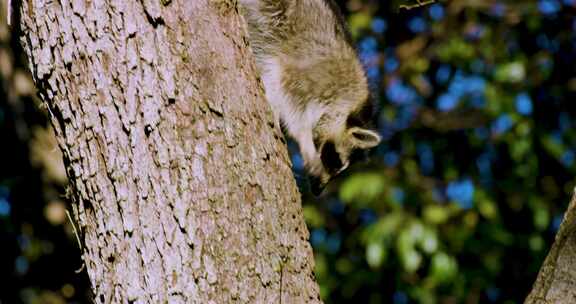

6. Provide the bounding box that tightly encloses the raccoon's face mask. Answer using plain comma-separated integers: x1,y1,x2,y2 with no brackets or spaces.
309,127,381,195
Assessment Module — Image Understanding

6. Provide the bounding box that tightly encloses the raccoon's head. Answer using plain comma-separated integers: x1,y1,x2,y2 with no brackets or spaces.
308,102,381,195
278,49,381,194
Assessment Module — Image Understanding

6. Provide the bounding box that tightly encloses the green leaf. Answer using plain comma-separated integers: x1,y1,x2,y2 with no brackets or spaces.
423,205,450,224
494,61,526,83
401,249,423,273
302,205,325,228
348,12,372,38
430,252,458,283
529,235,544,252
541,135,565,160
436,37,475,62
533,206,550,231
477,199,498,220
419,227,439,254
340,173,386,204
314,254,328,278
510,138,532,161
397,226,416,254
362,213,404,243
335,258,353,274
366,241,387,269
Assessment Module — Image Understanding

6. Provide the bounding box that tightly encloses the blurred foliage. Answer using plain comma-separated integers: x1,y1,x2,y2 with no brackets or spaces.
1,0,576,303
294,0,576,303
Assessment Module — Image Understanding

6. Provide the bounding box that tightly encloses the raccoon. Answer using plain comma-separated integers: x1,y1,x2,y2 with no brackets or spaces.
239,0,381,194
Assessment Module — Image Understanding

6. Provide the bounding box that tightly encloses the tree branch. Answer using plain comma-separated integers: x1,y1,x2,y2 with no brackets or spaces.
399,0,436,11
525,190,576,303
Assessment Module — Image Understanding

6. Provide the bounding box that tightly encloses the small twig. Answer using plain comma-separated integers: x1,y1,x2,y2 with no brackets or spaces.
278,255,288,304
66,209,86,273
74,263,86,274
66,210,82,249
279,261,283,304
7,0,11,26
399,0,436,10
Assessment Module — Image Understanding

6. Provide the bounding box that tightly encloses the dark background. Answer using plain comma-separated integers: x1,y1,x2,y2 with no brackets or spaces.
1,0,576,303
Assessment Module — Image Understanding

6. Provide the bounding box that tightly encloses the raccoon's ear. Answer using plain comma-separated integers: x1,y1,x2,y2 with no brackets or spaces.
349,127,381,149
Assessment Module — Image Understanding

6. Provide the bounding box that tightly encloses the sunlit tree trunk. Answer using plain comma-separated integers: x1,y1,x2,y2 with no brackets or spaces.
526,192,576,304
18,0,321,302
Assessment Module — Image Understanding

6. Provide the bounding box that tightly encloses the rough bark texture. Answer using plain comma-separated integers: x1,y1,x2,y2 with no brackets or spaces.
18,0,321,303
526,191,576,304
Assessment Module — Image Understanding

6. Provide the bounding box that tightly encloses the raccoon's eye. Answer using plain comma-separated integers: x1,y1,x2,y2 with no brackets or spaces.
320,141,343,174
346,113,363,127
349,148,367,163
347,101,374,127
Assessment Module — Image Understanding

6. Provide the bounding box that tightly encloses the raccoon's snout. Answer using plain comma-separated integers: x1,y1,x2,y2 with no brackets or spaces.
308,141,349,196
320,141,345,174
309,127,381,195
309,175,326,196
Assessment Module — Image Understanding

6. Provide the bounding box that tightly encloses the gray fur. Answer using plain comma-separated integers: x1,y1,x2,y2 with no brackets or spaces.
239,0,381,194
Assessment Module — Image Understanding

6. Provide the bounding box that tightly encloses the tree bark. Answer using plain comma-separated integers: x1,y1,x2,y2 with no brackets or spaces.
526,191,576,304
18,0,321,303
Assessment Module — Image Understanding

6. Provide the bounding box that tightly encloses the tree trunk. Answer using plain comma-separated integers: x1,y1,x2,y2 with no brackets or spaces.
18,0,321,302
526,191,576,304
